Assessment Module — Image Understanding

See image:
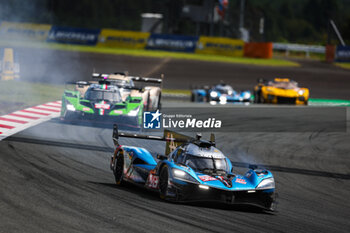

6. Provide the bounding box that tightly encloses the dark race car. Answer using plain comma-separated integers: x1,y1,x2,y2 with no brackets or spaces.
110,125,276,211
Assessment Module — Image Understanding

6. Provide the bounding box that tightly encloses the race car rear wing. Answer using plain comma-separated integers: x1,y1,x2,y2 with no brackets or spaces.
92,72,163,85
130,75,163,84
112,124,215,155
112,124,191,155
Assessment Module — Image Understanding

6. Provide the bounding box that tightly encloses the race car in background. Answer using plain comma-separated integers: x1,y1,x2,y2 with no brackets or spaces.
92,72,163,111
254,78,309,105
191,83,251,104
61,78,144,127
110,125,276,211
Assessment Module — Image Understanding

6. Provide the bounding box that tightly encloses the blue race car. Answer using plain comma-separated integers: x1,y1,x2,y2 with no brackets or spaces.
191,83,251,104
110,125,276,211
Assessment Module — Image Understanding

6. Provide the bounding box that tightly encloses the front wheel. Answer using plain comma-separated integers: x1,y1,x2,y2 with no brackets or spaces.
159,165,169,199
113,151,124,185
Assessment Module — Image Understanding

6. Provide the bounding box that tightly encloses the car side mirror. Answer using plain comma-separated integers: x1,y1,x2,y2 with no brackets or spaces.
157,154,167,160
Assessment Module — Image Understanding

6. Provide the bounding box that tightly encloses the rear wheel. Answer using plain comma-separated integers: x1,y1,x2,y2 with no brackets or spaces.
113,151,124,185
191,93,195,102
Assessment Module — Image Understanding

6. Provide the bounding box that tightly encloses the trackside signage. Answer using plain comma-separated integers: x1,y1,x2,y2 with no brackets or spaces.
146,34,199,53
47,26,100,45
336,46,350,62
0,21,51,41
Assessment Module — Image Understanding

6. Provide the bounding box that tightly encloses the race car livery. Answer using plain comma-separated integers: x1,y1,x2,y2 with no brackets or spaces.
254,78,309,105
110,125,276,211
191,83,251,104
61,80,143,127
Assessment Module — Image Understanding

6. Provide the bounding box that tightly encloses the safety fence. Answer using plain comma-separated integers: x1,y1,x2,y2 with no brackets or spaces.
0,21,254,58
0,21,348,62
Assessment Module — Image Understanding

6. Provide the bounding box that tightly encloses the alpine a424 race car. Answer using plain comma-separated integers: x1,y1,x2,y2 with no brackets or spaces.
191,82,251,104
110,125,276,211
254,78,309,105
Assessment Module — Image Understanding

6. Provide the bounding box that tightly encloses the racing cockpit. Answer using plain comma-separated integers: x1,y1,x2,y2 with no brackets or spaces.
214,84,234,95
84,85,122,103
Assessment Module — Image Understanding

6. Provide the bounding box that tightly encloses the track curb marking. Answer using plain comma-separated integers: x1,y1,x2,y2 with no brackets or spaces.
0,101,61,141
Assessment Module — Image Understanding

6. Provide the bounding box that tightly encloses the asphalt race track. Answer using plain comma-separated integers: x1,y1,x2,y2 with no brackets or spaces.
1,48,350,232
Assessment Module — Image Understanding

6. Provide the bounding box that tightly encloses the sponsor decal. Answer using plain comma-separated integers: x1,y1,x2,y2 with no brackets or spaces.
82,107,90,111
146,172,159,189
113,110,123,114
246,171,252,178
146,34,199,53
235,178,247,184
198,175,218,182
95,101,110,109
143,110,222,129
336,45,350,62
196,36,244,57
0,21,51,41
98,29,150,49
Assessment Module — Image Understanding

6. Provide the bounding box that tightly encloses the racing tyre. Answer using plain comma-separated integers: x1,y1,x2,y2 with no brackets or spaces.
113,151,124,186
159,165,169,199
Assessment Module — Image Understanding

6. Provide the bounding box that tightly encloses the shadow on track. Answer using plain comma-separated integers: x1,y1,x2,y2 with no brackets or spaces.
52,118,141,131
5,136,350,180
90,181,274,214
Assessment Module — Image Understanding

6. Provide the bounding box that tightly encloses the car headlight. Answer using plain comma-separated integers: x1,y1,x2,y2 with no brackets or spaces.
244,92,251,99
172,168,198,183
66,104,75,111
256,178,275,190
210,91,218,98
128,106,140,116
298,89,305,95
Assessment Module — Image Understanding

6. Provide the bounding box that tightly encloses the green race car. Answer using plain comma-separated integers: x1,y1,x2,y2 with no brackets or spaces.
61,80,143,128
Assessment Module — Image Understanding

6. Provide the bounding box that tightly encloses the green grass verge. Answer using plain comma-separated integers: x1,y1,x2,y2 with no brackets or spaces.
0,80,64,114
163,89,191,95
335,63,350,70
0,40,299,67
309,98,350,106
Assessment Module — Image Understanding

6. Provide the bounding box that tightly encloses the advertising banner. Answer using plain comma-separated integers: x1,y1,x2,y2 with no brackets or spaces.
195,36,244,57
146,34,198,53
0,21,51,41
336,46,350,62
98,29,149,49
47,26,100,45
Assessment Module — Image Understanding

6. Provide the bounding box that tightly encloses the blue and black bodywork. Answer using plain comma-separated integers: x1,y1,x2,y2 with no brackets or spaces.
191,83,251,104
110,125,276,211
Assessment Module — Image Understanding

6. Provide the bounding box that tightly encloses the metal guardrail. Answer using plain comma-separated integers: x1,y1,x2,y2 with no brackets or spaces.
273,43,325,55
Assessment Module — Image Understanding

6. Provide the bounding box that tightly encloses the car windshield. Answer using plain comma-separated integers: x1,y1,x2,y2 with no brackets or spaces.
112,79,134,88
214,84,234,95
85,89,122,102
268,81,298,89
184,154,228,172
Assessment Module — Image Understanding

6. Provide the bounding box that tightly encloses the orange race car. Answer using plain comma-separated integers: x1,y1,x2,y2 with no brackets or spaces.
254,78,309,105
